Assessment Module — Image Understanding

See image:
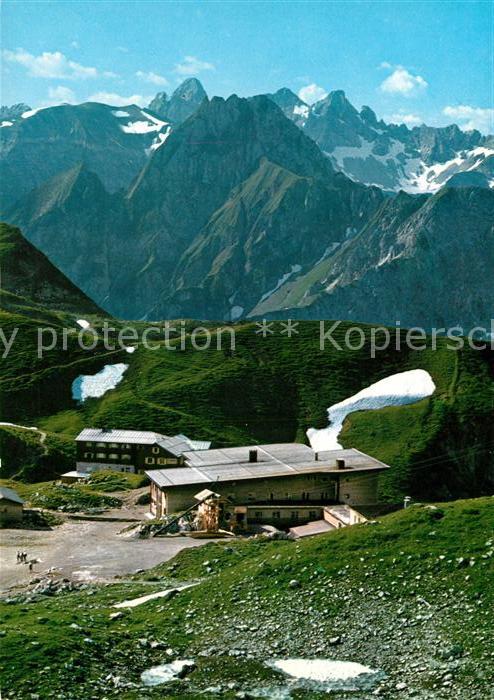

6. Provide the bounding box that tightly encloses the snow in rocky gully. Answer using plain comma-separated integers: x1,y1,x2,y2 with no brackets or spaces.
72,363,128,402
139,657,383,694
307,369,436,451
265,658,383,693
141,660,196,686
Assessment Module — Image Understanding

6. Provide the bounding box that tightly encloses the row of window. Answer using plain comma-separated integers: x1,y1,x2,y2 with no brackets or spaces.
144,457,177,466
253,510,318,520
84,452,132,461
85,442,133,449
85,442,164,454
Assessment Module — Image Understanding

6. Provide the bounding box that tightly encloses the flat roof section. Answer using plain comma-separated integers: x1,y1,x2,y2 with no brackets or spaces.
146,447,389,489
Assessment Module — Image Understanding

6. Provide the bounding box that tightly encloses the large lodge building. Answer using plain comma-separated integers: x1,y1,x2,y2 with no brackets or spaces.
146,443,390,518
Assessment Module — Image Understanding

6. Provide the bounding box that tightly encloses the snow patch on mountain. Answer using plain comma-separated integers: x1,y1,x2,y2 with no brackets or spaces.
328,138,494,193
259,264,302,303
230,305,244,321
315,242,340,265
148,126,172,152
21,108,41,119
402,147,494,193
121,120,162,134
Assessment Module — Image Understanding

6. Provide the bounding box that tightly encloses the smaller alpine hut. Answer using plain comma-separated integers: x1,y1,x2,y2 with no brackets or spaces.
146,443,389,519
73,428,211,476
0,487,24,524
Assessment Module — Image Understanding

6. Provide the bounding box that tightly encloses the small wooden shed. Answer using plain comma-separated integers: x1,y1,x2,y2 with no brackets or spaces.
0,487,24,523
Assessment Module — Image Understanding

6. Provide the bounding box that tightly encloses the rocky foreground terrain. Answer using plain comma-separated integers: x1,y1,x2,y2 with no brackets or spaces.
1,497,492,698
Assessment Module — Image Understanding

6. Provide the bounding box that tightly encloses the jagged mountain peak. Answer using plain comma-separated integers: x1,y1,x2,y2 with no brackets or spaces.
0,103,32,121
360,105,379,127
147,91,168,115
148,78,208,124
172,77,207,98
312,89,360,118
263,87,308,127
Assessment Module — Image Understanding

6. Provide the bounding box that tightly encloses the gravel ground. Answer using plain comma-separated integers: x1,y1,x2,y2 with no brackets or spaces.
0,519,210,591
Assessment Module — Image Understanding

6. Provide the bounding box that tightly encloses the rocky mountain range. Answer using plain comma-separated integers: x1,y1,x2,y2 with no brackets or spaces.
1,78,493,328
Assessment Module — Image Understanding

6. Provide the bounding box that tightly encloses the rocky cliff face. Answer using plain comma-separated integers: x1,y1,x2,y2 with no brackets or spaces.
253,187,494,330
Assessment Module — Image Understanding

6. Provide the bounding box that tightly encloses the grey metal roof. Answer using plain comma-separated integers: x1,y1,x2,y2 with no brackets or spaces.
175,435,212,452
76,428,167,444
0,487,24,505
183,443,313,468
146,446,389,489
289,520,334,538
157,434,211,457
76,429,211,454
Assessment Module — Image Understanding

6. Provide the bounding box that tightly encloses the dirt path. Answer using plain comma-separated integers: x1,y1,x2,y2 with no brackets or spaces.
0,519,211,591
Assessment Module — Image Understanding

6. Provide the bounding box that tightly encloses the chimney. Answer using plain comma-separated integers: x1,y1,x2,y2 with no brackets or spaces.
249,449,258,463
314,452,319,461
336,458,345,470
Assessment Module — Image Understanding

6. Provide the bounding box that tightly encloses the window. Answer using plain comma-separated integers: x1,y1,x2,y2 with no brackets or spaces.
96,453,106,459
84,452,94,459
145,457,156,465
109,453,119,460
309,511,317,520
85,442,93,447
157,458,166,465
272,511,281,519
109,443,119,448
290,511,299,520
254,511,263,520
96,442,107,448
122,454,132,461
152,446,160,455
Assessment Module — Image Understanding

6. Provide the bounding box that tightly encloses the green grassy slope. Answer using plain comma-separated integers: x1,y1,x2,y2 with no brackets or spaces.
1,497,492,698
1,314,493,498
0,222,104,316
43,321,494,501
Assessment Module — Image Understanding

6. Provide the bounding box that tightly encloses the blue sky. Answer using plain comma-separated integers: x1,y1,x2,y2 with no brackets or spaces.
2,0,492,132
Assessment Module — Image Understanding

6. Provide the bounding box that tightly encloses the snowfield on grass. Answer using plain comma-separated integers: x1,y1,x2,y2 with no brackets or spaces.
307,369,435,451
76,319,90,329
114,583,198,609
269,658,378,682
72,363,128,402
141,660,195,686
